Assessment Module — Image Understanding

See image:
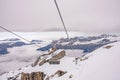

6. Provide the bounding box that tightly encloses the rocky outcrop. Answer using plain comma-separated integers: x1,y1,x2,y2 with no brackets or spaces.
44,70,67,80
48,60,60,64
32,48,65,67
54,70,67,77
39,59,47,66
104,45,112,49
48,47,57,55
32,57,41,67
21,72,45,80
39,50,65,66
48,50,65,61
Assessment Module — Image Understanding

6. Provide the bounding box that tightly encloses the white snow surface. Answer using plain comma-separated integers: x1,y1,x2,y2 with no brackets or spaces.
0,41,120,80
52,42,120,80
78,42,120,80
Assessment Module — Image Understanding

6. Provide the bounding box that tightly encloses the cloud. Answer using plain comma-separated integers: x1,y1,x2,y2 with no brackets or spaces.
0,0,120,33
44,27,63,31
0,45,42,74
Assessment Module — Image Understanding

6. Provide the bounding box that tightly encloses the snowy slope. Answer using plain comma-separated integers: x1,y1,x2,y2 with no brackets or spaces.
77,42,120,80
0,41,120,80
53,41,120,80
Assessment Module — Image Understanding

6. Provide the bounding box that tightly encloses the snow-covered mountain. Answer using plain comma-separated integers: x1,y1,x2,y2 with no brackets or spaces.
31,40,43,44
37,34,119,53
0,33,120,80
1,34,118,55
0,39,120,80
0,38,26,54
0,38,43,55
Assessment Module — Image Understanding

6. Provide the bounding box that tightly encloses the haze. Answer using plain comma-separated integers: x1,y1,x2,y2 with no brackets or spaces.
0,0,120,33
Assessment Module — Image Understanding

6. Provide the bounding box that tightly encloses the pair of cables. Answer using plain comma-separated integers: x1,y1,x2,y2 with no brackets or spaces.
0,0,70,48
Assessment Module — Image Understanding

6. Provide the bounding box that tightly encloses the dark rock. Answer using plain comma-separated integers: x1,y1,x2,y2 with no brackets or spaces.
21,72,45,80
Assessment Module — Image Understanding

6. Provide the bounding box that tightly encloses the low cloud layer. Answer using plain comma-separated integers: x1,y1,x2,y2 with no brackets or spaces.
0,45,42,74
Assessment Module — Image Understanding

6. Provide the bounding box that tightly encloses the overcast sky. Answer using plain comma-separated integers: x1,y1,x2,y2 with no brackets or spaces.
0,0,120,33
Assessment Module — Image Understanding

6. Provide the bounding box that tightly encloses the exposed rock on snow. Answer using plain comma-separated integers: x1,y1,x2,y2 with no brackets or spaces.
21,71,45,80
0,34,120,80
1,41,120,80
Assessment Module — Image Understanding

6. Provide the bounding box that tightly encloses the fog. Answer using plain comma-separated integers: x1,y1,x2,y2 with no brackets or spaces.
0,0,120,33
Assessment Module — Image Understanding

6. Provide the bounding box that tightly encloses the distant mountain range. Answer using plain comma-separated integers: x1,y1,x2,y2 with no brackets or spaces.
0,34,119,55
1,37,120,80
0,34,120,80
0,38,42,54
37,34,119,53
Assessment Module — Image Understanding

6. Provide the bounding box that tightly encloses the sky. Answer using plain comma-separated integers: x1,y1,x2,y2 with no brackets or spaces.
0,0,120,33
